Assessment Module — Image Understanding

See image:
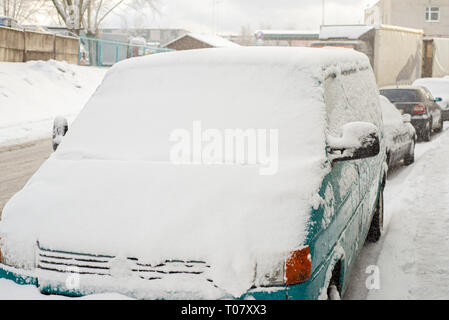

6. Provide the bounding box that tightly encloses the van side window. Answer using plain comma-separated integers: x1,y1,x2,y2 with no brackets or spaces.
324,68,381,136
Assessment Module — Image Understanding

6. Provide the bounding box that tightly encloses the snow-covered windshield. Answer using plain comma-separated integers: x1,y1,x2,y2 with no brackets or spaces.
57,48,329,163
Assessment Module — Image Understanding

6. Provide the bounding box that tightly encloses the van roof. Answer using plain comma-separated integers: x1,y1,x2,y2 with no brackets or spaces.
112,46,370,76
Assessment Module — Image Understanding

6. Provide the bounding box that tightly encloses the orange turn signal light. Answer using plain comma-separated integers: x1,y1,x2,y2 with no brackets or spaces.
285,246,312,285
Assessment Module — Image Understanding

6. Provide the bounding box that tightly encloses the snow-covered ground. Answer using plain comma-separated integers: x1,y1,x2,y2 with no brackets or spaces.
0,60,107,147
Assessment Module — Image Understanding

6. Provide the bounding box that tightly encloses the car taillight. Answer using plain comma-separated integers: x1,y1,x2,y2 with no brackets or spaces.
413,104,426,114
285,246,312,285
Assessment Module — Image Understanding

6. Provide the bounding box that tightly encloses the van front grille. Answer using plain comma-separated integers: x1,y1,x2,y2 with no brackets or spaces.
36,244,212,282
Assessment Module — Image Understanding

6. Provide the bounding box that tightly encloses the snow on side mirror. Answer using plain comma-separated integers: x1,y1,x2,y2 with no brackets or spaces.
402,114,412,123
52,116,68,151
327,122,380,162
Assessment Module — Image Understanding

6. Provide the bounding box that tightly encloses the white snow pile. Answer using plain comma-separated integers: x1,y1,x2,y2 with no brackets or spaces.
0,47,372,298
0,60,107,146
0,279,132,300
413,78,449,110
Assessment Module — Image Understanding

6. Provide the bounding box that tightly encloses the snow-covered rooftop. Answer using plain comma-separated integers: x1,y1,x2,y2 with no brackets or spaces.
164,33,240,48
319,25,375,40
255,30,319,35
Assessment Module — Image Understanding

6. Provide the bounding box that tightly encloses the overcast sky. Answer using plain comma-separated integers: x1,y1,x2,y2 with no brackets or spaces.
105,0,379,34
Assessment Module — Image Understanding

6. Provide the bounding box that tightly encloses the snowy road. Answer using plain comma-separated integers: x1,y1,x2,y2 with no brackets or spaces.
345,124,449,299
2,125,449,299
0,139,51,216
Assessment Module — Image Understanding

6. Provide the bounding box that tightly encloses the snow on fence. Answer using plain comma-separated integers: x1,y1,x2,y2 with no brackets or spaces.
78,37,173,67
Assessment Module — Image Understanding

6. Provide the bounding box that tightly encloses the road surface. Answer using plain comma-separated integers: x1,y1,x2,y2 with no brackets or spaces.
0,139,52,217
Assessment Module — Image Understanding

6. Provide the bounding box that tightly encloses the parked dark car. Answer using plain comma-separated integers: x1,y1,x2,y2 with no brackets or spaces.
380,95,416,166
380,86,443,141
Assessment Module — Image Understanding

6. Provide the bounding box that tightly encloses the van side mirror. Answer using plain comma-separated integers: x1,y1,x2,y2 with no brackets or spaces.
328,122,380,162
435,97,443,102
52,116,68,151
402,114,412,123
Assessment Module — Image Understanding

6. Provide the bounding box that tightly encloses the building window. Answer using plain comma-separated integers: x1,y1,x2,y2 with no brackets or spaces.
426,7,440,22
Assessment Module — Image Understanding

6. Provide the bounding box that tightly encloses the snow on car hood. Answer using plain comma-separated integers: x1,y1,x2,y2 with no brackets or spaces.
1,157,324,297
0,47,370,297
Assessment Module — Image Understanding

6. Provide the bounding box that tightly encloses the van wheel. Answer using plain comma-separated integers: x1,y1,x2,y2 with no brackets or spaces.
422,121,432,142
326,261,342,300
328,285,341,300
367,188,384,243
435,115,443,133
403,140,415,165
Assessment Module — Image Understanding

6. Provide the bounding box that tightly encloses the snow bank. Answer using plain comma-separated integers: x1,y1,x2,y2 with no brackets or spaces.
0,47,372,298
0,60,107,146
0,278,132,300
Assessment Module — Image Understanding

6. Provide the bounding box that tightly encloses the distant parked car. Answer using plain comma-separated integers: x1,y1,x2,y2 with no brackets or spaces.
380,86,443,142
380,95,416,166
413,78,449,121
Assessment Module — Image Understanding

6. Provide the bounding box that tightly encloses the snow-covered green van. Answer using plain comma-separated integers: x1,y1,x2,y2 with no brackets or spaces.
0,47,386,300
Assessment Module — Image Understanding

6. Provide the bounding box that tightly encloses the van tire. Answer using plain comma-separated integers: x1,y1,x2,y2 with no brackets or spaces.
328,285,341,300
367,188,384,243
435,115,443,133
422,121,432,142
403,140,415,165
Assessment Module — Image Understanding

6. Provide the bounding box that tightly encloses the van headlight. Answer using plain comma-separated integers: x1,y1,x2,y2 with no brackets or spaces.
256,246,312,287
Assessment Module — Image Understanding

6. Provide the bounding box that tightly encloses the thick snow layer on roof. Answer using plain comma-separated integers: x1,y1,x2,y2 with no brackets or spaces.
0,47,371,298
320,25,374,40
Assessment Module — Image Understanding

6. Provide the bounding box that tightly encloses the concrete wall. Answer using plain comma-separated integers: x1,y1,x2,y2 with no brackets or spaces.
374,25,423,87
366,0,449,37
0,26,78,64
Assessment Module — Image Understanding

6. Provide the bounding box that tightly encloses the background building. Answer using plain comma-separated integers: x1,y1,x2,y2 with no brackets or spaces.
365,0,449,37
163,33,239,50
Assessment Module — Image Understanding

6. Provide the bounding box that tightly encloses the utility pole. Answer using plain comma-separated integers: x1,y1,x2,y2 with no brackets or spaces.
322,0,325,26
212,0,222,35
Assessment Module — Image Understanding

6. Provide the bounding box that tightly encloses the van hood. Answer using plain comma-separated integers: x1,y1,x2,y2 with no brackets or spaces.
0,156,326,296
